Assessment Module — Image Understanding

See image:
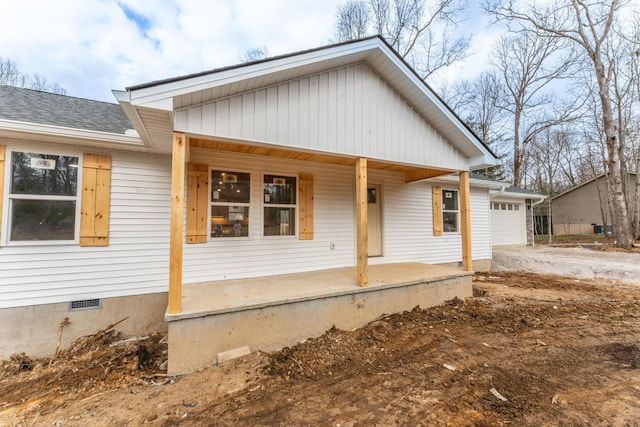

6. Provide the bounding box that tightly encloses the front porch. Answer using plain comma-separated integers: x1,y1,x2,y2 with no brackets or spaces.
166,262,472,374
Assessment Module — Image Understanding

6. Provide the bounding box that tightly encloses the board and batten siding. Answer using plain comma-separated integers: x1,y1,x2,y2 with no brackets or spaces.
174,63,468,172
183,149,491,284
0,142,172,308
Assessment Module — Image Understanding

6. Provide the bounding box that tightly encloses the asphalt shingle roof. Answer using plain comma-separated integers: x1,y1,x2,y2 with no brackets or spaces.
470,172,540,196
0,85,132,135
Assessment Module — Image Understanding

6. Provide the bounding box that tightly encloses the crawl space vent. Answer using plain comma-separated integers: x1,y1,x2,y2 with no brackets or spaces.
69,299,101,311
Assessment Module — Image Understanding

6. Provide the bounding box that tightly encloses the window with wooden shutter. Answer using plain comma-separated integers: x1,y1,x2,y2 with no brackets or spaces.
298,173,314,240
186,164,209,243
80,153,111,246
0,145,5,244
432,185,443,236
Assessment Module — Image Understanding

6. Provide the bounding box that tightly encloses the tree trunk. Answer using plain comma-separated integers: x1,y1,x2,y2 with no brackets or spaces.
596,59,633,247
513,107,522,187
633,152,640,240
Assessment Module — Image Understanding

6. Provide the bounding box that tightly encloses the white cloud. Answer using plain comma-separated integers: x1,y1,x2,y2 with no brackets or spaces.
1,0,495,102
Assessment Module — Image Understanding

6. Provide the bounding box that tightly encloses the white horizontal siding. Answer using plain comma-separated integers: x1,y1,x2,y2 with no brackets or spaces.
0,142,172,308
183,149,355,283
175,63,467,171
1,142,492,309
367,170,491,266
183,149,491,284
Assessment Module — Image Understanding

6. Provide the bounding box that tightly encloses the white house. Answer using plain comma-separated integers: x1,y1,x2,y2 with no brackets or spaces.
0,37,524,373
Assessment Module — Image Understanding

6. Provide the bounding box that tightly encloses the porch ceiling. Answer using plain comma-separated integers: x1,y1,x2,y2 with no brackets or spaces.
189,137,455,182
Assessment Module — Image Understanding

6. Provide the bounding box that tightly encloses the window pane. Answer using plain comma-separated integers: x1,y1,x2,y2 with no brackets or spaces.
11,199,76,241
11,152,78,196
367,188,377,204
264,207,296,236
264,175,296,205
442,190,458,211
211,205,249,237
211,170,250,203
443,212,458,233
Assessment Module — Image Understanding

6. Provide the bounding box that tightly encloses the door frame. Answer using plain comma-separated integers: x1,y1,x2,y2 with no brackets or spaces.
367,184,383,257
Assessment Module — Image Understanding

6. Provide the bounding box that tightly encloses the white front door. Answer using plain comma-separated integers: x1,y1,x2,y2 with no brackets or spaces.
368,185,382,256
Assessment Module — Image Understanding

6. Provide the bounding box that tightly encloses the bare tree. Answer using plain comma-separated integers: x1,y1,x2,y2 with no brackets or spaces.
238,46,270,63
0,57,66,94
486,0,634,247
490,30,577,188
445,71,509,180
335,1,370,41
530,128,572,243
334,0,470,80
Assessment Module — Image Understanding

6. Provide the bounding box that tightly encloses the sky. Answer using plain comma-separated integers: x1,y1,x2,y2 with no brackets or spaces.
2,0,499,103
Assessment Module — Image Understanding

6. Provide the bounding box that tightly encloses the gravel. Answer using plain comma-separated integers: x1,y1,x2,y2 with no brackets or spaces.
492,245,640,285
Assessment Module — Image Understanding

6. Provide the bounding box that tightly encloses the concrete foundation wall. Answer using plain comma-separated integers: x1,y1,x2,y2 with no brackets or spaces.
0,293,168,360
167,276,472,374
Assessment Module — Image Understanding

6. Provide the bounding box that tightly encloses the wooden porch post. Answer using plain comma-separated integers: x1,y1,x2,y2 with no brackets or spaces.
459,171,473,271
168,132,187,314
356,158,368,287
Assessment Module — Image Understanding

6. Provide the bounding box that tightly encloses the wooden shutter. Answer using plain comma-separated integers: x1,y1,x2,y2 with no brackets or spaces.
0,145,5,244
432,185,443,236
80,153,112,246
298,173,314,240
186,163,208,243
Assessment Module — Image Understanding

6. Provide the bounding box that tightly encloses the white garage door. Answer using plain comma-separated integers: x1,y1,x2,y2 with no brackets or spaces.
491,201,526,246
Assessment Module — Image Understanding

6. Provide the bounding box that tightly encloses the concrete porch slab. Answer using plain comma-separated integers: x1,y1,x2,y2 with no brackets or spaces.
166,263,472,374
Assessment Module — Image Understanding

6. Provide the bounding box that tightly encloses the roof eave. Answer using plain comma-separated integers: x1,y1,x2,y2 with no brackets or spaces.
0,118,145,149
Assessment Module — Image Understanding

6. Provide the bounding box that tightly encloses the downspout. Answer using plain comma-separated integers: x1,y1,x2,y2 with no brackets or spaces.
531,196,546,246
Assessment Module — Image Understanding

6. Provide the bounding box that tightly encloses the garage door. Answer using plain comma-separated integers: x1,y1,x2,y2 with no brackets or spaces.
491,201,526,246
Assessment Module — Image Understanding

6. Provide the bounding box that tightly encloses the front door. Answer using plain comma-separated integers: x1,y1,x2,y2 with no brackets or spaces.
367,185,382,257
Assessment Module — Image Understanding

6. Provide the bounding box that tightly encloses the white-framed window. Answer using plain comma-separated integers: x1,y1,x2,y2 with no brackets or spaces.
7,150,80,242
210,169,250,238
442,189,458,233
263,174,296,237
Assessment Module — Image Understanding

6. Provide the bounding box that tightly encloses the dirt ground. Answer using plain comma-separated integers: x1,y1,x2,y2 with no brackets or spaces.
3,269,640,426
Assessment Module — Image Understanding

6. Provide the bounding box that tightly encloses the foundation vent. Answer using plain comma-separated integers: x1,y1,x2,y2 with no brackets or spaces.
69,299,101,311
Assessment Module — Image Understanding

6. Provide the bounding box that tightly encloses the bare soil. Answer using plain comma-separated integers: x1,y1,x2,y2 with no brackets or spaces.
3,271,640,426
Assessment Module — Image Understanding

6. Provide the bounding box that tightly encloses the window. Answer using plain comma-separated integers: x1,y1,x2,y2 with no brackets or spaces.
210,170,250,237
264,174,296,236
442,189,458,233
8,151,79,241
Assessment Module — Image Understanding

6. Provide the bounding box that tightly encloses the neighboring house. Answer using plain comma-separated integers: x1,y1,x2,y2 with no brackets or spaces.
1,36,503,372
552,173,637,235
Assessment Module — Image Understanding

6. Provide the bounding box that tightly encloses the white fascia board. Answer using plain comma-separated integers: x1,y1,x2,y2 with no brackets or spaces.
493,191,546,201
469,153,500,170
112,90,155,148
127,39,381,108
432,174,504,190
0,119,144,147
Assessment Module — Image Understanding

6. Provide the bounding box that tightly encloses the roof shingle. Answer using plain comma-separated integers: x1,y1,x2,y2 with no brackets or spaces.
0,85,132,135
